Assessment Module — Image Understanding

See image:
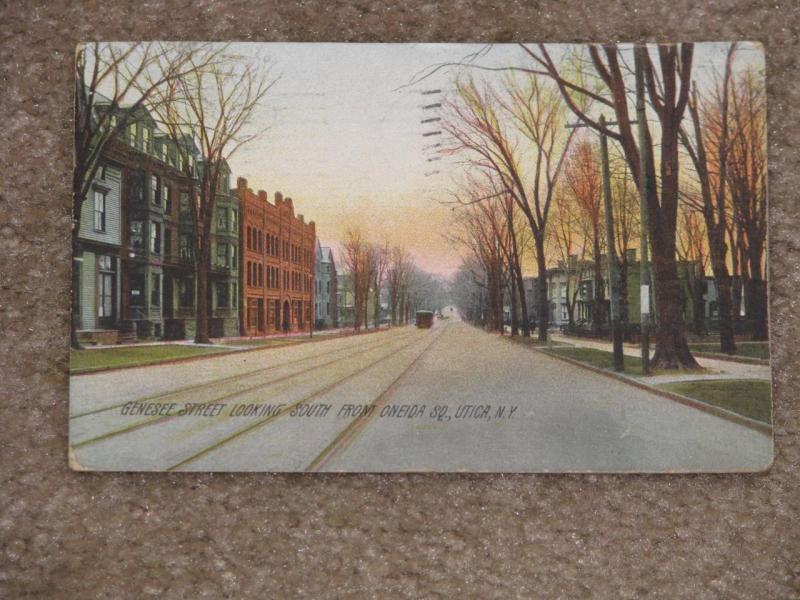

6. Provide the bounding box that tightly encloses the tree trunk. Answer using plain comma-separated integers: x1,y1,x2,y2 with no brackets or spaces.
713,267,736,354
70,221,83,350
374,279,381,329
509,276,519,336
194,234,211,344
535,237,549,342
592,235,604,335
747,239,768,341
691,278,705,336
650,255,700,368
515,266,531,337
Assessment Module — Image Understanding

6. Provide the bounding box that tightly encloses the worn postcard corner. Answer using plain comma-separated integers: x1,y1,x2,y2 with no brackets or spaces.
70,42,772,473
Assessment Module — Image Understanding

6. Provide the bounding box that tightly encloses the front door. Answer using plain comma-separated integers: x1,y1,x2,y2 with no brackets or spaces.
97,255,116,328
163,275,174,319
257,299,265,332
282,301,290,333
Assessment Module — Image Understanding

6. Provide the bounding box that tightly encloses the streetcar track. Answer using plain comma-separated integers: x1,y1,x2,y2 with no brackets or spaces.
163,327,443,471
305,323,449,472
71,330,421,449
70,328,416,420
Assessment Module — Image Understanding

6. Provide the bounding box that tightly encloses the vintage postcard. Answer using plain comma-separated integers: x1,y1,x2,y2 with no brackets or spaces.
69,42,772,472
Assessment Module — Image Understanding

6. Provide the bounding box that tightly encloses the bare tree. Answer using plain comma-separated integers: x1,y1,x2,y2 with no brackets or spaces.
143,45,275,343
564,136,606,334
341,229,372,332
387,246,414,326
680,42,737,353
676,207,710,336
72,42,205,348
728,66,768,340
443,74,576,341
524,43,700,368
549,182,589,330
372,242,389,329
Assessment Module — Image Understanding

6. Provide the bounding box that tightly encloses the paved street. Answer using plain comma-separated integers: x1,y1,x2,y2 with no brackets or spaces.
70,313,772,473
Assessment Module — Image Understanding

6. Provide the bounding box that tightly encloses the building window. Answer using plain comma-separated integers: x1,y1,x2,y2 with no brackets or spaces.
128,122,137,146
230,246,237,269
93,189,106,232
160,142,168,163
216,243,227,268
142,127,151,153
179,233,193,261
150,222,161,254
163,228,172,260
150,175,161,206
129,273,145,307
231,209,238,232
151,272,161,306
97,256,113,318
258,263,264,287
163,185,170,213
130,221,144,251
98,164,107,180
179,278,194,307
217,282,229,308
217,208,227,231
180,192,191,219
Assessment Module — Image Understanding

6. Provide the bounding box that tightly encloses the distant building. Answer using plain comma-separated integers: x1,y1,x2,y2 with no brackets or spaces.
237,178,316,335
336,271,356,327
314,240,338,328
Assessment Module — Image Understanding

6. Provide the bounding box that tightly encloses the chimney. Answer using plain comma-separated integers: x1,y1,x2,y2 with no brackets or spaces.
275,191,283,205
298,214,304,223
258,190,268,203
237,177,248,191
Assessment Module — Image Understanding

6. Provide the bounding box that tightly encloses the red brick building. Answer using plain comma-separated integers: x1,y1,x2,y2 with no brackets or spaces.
237,178,316,335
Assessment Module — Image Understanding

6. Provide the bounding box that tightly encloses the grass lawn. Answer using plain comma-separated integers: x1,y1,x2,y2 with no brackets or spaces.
544,346,661,376
221,337,304,348
689,342,770,361
70,344,231,373
656,379,771,424
507,336,569,348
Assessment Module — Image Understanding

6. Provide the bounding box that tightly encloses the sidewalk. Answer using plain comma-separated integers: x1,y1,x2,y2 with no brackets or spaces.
79,325,385,351
549,333,770,384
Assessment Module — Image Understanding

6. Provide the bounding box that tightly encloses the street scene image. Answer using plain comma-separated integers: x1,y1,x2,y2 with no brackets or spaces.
70,42,771,472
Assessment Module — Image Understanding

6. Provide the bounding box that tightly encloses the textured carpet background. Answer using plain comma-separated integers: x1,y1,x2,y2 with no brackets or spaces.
1,1,799,598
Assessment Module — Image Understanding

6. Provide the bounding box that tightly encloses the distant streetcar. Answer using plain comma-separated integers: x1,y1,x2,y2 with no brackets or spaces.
415,310,434,329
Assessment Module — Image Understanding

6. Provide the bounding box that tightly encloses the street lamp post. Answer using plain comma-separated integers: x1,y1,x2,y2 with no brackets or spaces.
599,115,624,372
634,46,652,375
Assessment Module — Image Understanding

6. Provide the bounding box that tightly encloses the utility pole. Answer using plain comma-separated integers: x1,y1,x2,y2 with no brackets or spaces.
634,46,652,375
599,115,625,371
566,116,627,371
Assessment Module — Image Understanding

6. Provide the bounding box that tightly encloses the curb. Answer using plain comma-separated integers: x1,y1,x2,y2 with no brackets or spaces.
531,346,773,437
70,326,399,376
691,351,770,366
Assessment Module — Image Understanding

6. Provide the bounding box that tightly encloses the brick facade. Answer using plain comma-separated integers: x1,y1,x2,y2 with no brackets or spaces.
237,178,316,336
